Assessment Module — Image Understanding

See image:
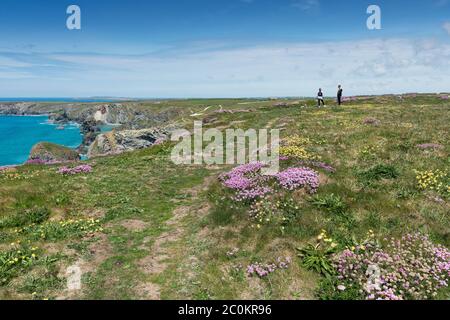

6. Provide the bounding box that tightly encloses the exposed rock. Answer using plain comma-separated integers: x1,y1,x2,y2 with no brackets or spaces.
1,102,186,158
88,128,169,158
79,119,101,152
0,102,39,115
28,142,80,163
0,102,179,130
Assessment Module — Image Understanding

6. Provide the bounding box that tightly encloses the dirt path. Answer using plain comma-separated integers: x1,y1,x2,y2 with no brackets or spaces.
136,175,215,299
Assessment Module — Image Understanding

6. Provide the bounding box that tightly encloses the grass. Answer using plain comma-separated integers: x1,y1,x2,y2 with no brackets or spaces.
0,94,449,300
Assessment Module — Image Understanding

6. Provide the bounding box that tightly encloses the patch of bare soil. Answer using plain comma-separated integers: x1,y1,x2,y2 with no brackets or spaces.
56,233,113,300
84,209,106,219
134,282,161,300
81,233,114,273
318,173,331,185
42,242,77,256
120,219,148,232
287,278,317,300
240,277,266,300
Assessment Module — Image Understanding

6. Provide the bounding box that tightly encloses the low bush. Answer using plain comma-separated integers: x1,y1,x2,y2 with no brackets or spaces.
358,164,399,186
0,245,39,286
311,194,347,215
297,230,337,277
0,207,50,229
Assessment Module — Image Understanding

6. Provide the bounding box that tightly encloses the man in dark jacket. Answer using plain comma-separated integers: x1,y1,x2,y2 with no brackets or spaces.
337,85,343,106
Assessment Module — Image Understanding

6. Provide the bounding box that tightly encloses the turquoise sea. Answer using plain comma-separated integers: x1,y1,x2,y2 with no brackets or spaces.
0,116,82,166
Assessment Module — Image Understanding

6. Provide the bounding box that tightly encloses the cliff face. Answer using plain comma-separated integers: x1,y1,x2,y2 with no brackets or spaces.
87,128,169,158
87,104,180,130
0,102,182,157
0,102,60,115
0,102,179,128
0,102,181,154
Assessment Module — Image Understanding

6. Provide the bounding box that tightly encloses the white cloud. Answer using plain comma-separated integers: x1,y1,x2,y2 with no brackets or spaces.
443,22,450,35
1,38,449,97
0,70,35,79
0,56,33,68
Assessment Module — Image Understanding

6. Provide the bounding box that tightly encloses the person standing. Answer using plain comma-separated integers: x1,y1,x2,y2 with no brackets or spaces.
317,88,325,107
337,85,343,106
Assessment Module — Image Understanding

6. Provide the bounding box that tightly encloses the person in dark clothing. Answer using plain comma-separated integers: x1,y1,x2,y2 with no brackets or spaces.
317,88,325,107
337,85,343,106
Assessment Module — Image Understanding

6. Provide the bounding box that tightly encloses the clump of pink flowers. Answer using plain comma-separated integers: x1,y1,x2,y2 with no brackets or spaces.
247,257,291,278
219,162,272,202
58,164,93,175
276,167,319,192
220,162,322,201
334,233,450,300
440,95,449,100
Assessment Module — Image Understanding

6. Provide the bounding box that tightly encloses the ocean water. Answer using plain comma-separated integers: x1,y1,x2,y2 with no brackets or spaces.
0,116,82,166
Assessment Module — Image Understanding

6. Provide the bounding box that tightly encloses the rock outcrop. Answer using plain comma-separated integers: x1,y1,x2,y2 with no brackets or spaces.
1,101,184,158
28,142,80,163
0,102,179,130
79,119,102,152
87,128,169,158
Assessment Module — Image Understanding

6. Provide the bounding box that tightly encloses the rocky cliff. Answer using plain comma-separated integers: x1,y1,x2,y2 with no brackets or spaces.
0,102,180,128
0,102,181,154
87,128,169,158
28,142,80,163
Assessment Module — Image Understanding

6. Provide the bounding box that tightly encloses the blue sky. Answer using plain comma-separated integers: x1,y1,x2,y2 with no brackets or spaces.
0,0,449,97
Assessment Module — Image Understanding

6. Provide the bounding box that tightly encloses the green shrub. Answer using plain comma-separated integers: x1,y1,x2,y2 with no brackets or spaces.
297,231,337,278
396,187,418,199
0,207,50,229
358,164,399,186
311,194,347,215
297,243,335,277
0,246,38,286
311,194,356,229
26,207,51,224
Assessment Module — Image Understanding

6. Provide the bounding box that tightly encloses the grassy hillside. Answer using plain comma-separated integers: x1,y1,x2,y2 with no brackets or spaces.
0,95,449,300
